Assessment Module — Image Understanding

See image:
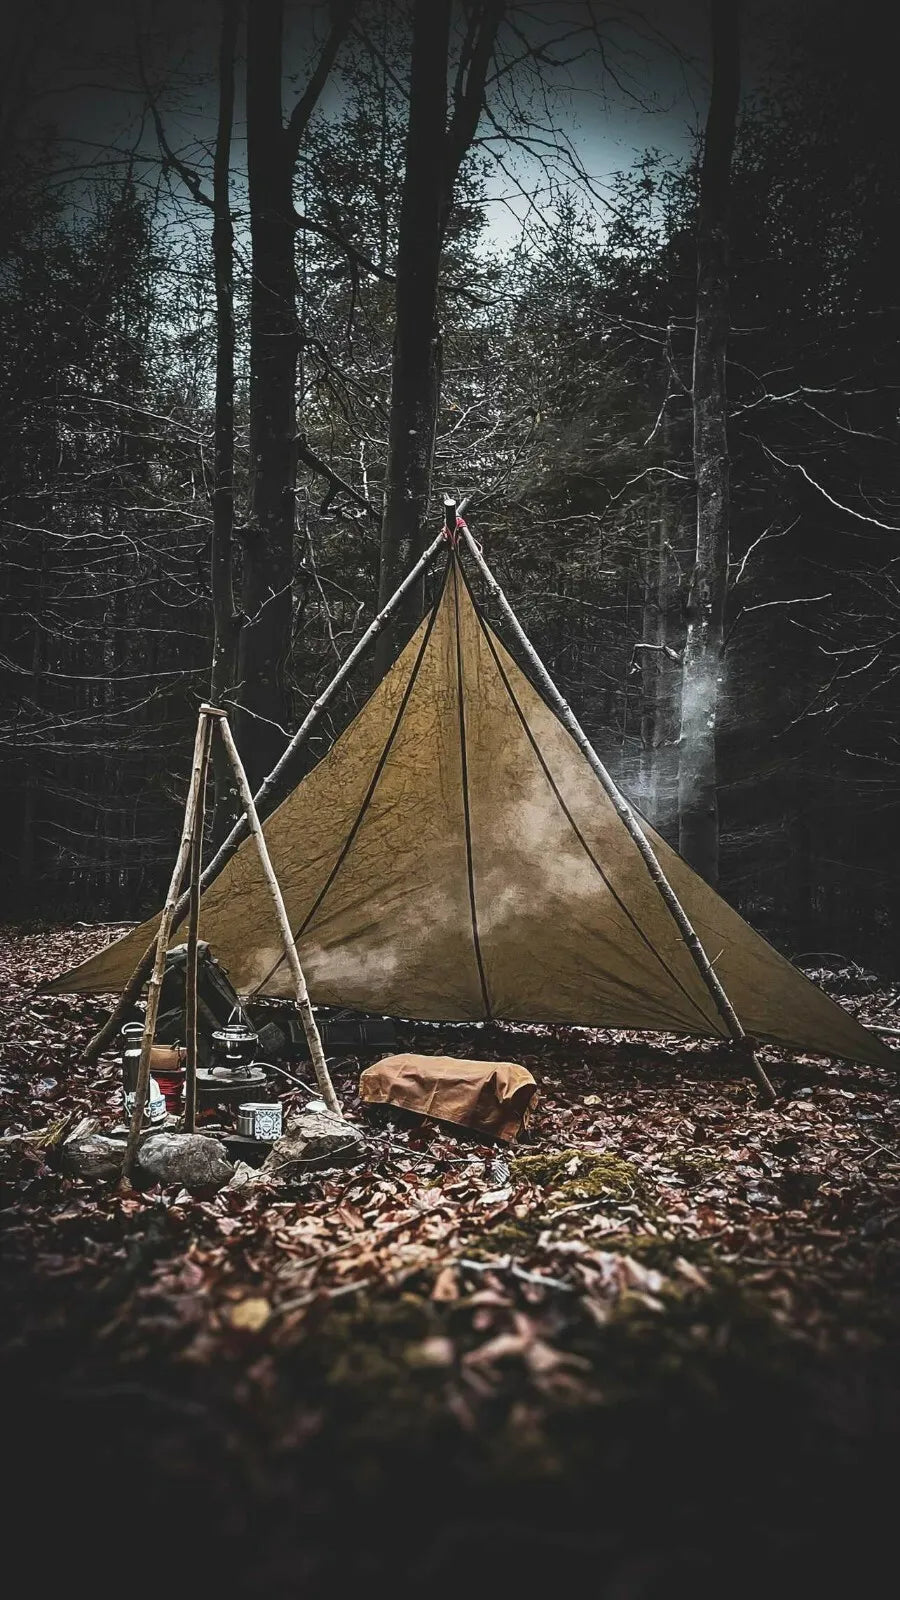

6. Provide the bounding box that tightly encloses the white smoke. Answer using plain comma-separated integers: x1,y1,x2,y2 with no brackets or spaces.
679,663,723,739
473,759,614,936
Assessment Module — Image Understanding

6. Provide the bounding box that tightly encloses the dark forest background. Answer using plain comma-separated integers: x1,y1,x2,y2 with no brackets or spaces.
2,0,897,971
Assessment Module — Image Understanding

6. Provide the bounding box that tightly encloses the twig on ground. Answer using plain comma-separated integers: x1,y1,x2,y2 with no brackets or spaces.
458,1256,575,1293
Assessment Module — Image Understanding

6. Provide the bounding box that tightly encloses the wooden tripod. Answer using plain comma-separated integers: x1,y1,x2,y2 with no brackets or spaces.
120,705,339,1185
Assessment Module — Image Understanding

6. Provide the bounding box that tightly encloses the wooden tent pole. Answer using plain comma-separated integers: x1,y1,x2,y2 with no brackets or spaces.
120,710,214,1184
82,531,449,1066
183,715,212,1134
457,522,777,1106
214,709,342,1118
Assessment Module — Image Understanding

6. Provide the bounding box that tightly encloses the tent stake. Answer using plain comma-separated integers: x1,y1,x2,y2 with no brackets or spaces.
214,709,341,1118
120,710,213,1185
82,531,450,1066
183,715,212,1134
457,522,777,1107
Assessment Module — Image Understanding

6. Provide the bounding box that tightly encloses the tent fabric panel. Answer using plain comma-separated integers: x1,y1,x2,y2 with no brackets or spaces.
280,567,487,1018
646,829,894,1067
458,582,727,1034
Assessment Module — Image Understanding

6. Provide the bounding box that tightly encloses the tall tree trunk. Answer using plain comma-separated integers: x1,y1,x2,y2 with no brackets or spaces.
650,415,683,839
239,0,299,789
678,0,740,885
209,0,240,840
373,0,451,678
239,0,356,788
640,502,659,815
374,0,504,679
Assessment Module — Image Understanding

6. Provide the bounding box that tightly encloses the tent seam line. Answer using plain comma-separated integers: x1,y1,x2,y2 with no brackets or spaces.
451,558,493,1020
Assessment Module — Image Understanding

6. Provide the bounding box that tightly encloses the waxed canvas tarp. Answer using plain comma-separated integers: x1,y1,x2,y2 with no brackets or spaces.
359,1053,539,1142
49,557,893,1069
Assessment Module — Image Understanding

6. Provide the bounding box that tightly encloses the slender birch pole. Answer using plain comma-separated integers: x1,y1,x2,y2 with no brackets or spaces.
183,716,212,1134
82,530,449,1066
120,711,213,1184
457,521,776,1106
214,708,342,1118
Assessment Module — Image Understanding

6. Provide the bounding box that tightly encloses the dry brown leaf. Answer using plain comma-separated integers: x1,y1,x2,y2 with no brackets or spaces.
431,1265,460,1302
407,1336,455,1367
228,1296,272,1332
674,1256,711,1291
463,1331,530,1366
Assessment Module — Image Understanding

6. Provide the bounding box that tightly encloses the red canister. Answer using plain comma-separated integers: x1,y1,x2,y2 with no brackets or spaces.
149,1045,186,1116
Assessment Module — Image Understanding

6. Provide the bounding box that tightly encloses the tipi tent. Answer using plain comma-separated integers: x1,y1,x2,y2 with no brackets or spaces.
50,553,893,1070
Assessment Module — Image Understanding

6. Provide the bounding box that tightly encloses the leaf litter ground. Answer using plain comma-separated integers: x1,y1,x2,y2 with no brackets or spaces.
2,926,899,1599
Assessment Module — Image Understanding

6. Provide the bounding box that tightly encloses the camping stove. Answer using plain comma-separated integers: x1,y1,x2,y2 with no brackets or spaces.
196,1019,268,1103
210,1020,260,1081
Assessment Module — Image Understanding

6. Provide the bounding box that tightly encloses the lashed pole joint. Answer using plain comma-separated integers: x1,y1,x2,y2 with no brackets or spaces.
456,519,776,1108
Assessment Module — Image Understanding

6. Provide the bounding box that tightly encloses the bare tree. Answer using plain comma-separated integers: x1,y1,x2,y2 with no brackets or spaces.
678,0,740,884
374,0,504,677
144,1,241,839
209,0,240,836
239,0,357,787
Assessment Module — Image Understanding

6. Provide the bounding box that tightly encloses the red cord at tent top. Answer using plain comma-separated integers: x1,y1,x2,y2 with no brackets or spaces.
442,513,480,553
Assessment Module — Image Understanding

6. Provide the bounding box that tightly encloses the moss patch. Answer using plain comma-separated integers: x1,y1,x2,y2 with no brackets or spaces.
666,1150,724,1184
597,1230,725,1275
511,1148,652,1206
469,1217,541,1252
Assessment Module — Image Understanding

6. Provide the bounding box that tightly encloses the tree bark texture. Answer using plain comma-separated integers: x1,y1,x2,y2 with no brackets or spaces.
209,0,241,838
373,0,452,678
640,505,660,815
646,434,682,839
239,0,356,788
239,0,299,790
374,0,504,679
678,0,740,886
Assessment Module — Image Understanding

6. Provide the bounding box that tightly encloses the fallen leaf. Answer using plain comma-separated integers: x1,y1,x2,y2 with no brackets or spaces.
228,1297,271,1332
431,1265,460,1302
406,1336,455,1367
674,1256,710,1291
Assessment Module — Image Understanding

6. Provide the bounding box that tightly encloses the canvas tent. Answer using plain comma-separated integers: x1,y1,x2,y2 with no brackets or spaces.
50,551,893,1071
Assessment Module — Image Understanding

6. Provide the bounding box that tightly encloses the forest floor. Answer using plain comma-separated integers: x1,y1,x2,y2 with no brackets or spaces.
2,926,900,1599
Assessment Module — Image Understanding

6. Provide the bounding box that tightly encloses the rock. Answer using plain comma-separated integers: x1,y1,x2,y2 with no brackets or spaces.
261,1106,365,1175
137,1131,234,1190
228,1160,280,1190
62,1130,126,1182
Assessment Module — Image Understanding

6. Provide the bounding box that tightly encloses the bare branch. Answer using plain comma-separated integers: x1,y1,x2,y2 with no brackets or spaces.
284,0,359,161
